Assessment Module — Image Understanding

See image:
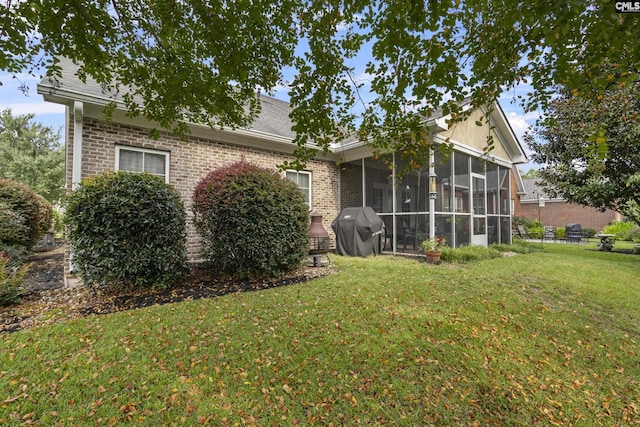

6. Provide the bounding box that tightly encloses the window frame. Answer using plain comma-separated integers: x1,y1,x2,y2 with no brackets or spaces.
285,169,312,207
115,145,170,183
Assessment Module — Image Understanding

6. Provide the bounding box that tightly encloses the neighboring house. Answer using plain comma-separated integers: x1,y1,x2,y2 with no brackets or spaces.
38,58,528,271
519,178,622,231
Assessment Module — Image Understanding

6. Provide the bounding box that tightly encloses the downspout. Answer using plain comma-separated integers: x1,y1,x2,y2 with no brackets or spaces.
70,101,83,273
72,101,84,189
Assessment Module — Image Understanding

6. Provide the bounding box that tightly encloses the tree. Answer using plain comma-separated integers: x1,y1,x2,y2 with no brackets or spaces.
520,169,540,179
525,83,640,227
2,1,638,169
0,109,65,205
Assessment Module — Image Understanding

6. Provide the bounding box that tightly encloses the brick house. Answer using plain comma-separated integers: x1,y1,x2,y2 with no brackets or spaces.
519,178,622,232
38,59,527,270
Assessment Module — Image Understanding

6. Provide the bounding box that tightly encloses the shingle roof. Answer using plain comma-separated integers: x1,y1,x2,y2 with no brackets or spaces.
521,178,564,202
38,59,525,161
38,57,297,140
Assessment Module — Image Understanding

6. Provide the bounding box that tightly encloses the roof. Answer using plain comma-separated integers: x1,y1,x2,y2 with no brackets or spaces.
521,178,564,202
37,58,526,165
37,57,296,140
490,103,528,165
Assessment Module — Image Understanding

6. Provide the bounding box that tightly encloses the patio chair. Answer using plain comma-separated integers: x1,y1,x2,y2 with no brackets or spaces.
542,226,556,243
401,220,416,251
517,225,529,239
580,230,591,244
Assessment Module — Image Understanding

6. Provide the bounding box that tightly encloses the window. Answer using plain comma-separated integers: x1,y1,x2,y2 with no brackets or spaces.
116,146,169,183
285,170,312,206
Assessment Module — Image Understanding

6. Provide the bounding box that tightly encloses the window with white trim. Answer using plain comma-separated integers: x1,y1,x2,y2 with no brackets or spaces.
115,145,170,183
285,170,312,207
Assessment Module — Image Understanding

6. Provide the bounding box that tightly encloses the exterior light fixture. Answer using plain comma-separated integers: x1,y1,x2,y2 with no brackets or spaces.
429,174,437,200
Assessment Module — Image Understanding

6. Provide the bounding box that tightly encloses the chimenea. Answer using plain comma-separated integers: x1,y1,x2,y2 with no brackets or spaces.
309,211,331,266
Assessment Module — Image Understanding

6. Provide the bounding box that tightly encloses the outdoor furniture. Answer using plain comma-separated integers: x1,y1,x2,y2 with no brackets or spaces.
517,225,529,239
401,219,417,251
594,233,615,251
542,226,556,243
580,230,591,244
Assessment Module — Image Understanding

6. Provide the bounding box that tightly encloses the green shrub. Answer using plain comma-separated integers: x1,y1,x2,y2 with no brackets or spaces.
612,222,640,242
193,160,309,278
602,221,635,240
0,252,27,307
512,215,540,230
624,224,640,243
527,225,542,239
0,242,29,269
65,171,188,290
0,179,53,250
52,208,64,237
491,242,543,254
439,245,502,263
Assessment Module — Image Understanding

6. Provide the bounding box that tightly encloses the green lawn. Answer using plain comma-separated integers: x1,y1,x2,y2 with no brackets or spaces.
1,244,639,425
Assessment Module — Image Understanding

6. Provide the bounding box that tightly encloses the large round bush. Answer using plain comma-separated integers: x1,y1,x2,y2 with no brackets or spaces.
193,160,310,278
0,178,52,251
65,171,187,289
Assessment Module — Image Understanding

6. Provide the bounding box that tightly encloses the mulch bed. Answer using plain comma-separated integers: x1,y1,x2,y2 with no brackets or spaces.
1,246,336,334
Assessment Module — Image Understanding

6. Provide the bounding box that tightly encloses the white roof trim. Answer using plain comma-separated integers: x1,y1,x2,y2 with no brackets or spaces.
38,81,325,155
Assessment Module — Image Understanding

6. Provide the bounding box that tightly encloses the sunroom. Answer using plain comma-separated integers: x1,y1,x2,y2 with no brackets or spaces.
337,105,527,255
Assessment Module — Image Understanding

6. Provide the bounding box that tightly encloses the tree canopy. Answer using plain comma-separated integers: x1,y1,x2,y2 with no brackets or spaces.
525,83,640,227
0,109,65,205
2,1,638,168
520,168,540,179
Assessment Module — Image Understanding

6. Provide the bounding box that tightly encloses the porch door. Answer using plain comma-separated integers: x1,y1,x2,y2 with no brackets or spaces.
471,175,487,246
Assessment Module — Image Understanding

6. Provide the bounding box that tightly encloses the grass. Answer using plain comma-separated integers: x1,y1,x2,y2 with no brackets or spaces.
1,244,639,425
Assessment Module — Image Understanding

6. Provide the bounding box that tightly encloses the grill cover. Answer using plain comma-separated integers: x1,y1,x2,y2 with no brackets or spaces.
331,207,383,256
565,223,582,243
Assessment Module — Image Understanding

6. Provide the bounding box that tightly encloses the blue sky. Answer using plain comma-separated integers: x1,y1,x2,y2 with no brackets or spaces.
0,67,539,170
0,71,66,130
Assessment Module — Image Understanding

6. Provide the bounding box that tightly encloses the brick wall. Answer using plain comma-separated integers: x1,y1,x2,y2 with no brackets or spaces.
510,168,522,217
340,162,363,208
519,200,622,232
67,116,340,264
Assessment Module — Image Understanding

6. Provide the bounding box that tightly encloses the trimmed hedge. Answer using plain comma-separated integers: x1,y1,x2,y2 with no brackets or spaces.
193,160,309,278
0,252,26,307
0,179,50,306
0,179,53,251
65,171,187,290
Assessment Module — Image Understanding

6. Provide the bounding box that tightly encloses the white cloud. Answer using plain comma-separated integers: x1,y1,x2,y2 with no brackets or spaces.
1,71,66,119
349,71,374,86
505,110,536,141
336,13,363,32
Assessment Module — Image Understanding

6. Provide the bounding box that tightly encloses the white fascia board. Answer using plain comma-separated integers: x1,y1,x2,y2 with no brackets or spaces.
38,84,338,159
512,165,526,194
330,117,448,159
484,103,529,164
38,84,126,110
433,133,514,168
